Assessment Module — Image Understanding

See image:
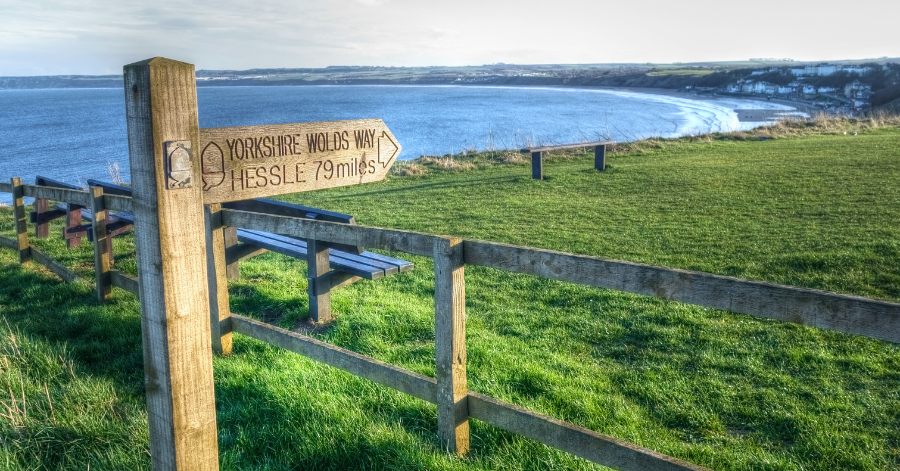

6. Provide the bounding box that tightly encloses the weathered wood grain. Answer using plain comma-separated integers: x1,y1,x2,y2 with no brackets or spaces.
223,198,362,254
30,208,67,226
22,185,91,207
434,237,469,454
221,209,439,257
231,314,437,403
463,240,900,343
110,270,139,295
66,206,83,248
205,203,233,355
0,182,11,193
521,140,615,153
224,242,267,266
103,194,134,213
34,198,49,238
11,179,30,263
124,57,219,471
467,393,710,471
30,246,81,284
306,238,332,323
89,187,112,301
223,226,240,279
200,120,401,204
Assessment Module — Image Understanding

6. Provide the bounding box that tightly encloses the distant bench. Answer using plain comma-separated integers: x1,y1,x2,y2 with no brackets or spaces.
520,140,615,180
29,176,413,322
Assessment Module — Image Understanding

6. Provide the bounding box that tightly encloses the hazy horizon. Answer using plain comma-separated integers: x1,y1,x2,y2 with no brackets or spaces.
1,0,898,76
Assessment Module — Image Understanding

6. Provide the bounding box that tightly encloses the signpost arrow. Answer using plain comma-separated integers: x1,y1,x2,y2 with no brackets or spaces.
378,131,399,169
199,118,402,204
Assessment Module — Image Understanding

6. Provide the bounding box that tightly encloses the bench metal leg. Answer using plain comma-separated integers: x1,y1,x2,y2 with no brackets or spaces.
306,238,332,323
594,144,606,171
224,226,240,279
531,151,542,180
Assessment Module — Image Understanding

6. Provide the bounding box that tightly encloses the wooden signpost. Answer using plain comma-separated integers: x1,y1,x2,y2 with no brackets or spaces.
121,56,403,470
199,120,400,204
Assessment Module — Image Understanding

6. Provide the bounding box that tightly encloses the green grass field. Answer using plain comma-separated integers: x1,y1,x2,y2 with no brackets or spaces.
0,125,898,470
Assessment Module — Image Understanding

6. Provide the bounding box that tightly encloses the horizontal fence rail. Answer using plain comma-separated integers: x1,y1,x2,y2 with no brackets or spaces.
229,314,708,471
463,241,900,343
221,209,900,343
30,246,81,283
0,235,14,250
222,209,440,258
111,270,139,295
23,185,91,207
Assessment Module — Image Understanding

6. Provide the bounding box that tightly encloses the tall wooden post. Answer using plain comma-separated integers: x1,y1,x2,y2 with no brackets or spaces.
594,144,606,171
89,186,112,301
531,151,543,180
10,178,30,263
34,198,49,238
124,57,219,470
434,236,469,454
306,238,332,323
205,203,233,355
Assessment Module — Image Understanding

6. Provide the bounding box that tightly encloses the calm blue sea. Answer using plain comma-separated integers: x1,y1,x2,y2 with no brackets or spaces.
0,85,793,204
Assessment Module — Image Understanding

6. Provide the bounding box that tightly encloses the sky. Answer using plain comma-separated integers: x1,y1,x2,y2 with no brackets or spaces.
0,0,897,76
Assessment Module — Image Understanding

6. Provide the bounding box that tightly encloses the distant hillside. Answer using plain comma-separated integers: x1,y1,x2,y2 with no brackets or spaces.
2,58,898,93
0,75,122,89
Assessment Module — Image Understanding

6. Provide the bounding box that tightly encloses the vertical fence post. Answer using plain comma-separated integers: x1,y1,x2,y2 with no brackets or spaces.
306,238,332,323
10,178,30,263
33,197,49,238
205,203,233,355
124,57,219,470
224,226,240,279
89,186,112,301
434,236,469,454
531,151,543,180
594,144,606,171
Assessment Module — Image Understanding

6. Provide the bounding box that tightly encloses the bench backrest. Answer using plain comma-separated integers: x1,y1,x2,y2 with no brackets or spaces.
222,199,355,225
36,175,83,191
86,179,363,255
86,179,132,197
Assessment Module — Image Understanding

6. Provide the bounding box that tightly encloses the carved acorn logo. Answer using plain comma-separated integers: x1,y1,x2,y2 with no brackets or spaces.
202,142,225,191
165,140,193,190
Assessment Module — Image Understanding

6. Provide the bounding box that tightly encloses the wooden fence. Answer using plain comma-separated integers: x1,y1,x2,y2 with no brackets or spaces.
3,179,900,471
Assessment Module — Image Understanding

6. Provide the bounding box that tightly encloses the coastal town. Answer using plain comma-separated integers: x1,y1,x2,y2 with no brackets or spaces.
713,63,885,112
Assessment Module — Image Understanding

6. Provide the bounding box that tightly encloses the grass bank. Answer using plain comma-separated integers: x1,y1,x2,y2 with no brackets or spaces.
0,117,899,470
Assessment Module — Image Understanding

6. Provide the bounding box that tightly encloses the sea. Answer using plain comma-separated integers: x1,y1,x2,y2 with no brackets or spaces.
0,85,797,204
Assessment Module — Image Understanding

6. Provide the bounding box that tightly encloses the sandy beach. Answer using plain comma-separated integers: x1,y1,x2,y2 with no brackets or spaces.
591,86,816,122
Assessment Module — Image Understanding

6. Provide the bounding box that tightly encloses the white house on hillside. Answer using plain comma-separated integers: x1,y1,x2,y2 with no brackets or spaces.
845,80,872,99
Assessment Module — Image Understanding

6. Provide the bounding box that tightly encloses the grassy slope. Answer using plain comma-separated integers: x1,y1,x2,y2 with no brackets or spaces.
0,128,899,470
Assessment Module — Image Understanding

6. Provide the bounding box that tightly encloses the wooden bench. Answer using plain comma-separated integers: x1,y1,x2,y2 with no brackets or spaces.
520,140,615,180
30,176,86,248
79,180,414,322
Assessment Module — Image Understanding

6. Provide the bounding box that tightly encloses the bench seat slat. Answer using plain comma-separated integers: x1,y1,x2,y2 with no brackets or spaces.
239,230,388,278
241,229,403,277
361,251,415,273
237,229,384,280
